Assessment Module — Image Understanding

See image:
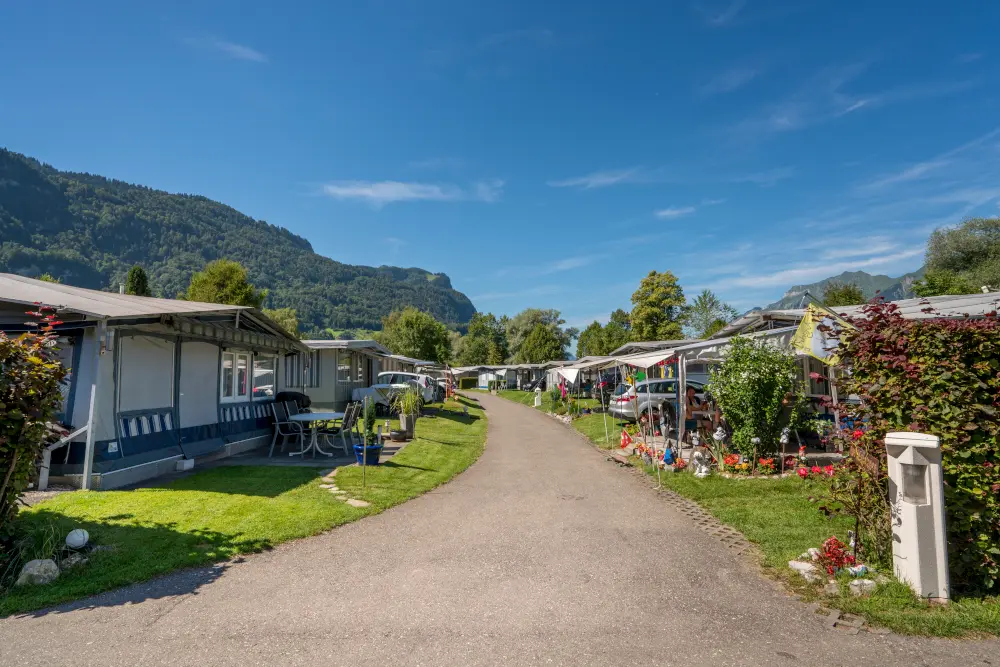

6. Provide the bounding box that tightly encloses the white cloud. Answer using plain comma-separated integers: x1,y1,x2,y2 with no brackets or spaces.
701,66,761,94
695,0,746,26
321,179,503,206
472,285,561,302
184,37,268,63
541,256,594,274
858,127,1000,192
730,167,795,187
728,247,925,288
734,64,976,136
547,168,640,189
655,206,697,219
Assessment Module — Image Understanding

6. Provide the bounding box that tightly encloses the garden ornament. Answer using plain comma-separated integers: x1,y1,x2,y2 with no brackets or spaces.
712,427,726,443
779,428,789,446
692,450,712,478
691,432,700,447
66,528,89,550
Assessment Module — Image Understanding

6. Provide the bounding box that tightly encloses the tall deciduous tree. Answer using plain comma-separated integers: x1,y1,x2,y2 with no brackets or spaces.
263,307,300,338
630,270,687,341
506,308,576,362
519,324,564,363
125,265,152,297
186,259,267,308
684,289,738,338
576,321,607,358
913,217,1000,296
822,282,865,308
375,307,451,363
457,312,508,365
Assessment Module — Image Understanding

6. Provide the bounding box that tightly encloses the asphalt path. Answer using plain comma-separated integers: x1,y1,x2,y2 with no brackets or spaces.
0,393,995,666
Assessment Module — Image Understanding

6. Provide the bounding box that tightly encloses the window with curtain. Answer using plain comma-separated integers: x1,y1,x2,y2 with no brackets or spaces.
221,350,250,401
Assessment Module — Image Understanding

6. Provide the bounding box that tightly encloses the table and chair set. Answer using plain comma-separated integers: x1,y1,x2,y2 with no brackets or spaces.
267,400,364,458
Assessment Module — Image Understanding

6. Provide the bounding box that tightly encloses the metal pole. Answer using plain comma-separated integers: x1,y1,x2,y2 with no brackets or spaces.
677,358,687,461
599,364,610,443
81,321,105,490
362,396,368,489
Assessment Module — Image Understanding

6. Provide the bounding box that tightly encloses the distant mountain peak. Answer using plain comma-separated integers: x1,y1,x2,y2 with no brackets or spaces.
0,148,476,334
765,268,925,310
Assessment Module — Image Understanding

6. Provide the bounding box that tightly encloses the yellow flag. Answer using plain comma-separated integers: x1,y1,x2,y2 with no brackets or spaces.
791,303,851,365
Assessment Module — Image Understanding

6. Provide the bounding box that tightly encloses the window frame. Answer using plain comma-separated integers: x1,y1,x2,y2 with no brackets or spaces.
220,349,252,403
252,354,277,401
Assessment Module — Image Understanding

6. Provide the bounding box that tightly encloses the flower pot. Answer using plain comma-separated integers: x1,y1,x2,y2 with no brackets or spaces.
353,444,383,465
399,413,418,439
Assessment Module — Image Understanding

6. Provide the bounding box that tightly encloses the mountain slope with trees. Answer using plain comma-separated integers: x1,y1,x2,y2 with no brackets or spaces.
0,149,477,334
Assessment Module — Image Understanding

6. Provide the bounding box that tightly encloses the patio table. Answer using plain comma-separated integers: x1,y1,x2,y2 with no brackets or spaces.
288,412,345,458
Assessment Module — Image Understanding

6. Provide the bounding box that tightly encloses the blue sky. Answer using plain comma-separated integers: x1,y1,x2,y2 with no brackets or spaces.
3,1,1000,328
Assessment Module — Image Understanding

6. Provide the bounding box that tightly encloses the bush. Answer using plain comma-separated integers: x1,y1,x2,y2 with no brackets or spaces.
1,306,67,539
707,336,803,458
831,300,999,594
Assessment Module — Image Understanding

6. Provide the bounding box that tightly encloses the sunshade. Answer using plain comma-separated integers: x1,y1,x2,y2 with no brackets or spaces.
601,349,676,370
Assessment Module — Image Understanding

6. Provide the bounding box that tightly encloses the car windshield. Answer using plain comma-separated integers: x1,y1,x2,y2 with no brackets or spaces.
613,383,630,396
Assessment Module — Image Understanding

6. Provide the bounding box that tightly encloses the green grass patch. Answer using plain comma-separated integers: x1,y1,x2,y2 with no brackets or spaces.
634,465,999,637
2,398,486,616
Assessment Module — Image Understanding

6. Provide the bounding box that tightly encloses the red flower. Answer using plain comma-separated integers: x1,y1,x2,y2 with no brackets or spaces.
852,429,863,440
797,467,809,478
810,465,822,475
823,465,835,477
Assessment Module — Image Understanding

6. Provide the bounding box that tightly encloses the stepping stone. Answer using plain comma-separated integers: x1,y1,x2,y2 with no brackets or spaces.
330,490,346,495
319,484,334,489
345,498,370,508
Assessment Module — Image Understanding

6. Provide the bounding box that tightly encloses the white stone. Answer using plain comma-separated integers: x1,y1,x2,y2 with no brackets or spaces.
16,559,60,586
66,528,89,549
807,547,821,561
823,581,840,596
788,560,821,583
850,579,877,596
346,498,370,508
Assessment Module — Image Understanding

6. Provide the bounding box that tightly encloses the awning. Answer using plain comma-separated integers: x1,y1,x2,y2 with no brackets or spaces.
675,327,797,362
556,367,581,384
602,349,677,369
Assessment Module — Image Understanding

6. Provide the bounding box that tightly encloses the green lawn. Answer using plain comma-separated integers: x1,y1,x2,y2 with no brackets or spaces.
630,462,999,636
1,396,486,616
489,390,1000,637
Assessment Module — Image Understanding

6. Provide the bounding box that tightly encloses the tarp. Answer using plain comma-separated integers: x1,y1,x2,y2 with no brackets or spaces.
601,349,676,370
556,367,580,384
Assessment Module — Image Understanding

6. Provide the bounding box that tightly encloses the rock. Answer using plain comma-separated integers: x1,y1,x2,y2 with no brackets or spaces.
850,579,877,596
60,553,89,571
788,560,821,583
66,528,89,549
15,559,60,586
346,498,370,508
807,547,821,561
823,581,840,596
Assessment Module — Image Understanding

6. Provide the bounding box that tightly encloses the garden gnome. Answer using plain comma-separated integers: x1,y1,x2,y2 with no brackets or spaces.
693,451,712,478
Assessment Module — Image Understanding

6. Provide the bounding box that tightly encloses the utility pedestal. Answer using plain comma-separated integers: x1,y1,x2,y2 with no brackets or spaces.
886,431,949,603
534,387,542,408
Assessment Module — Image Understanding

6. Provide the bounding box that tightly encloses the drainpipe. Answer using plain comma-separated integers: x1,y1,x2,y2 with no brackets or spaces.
80,319,107,490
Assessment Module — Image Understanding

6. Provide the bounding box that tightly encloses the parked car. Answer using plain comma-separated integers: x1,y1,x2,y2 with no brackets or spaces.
608,379,706,424
374,371,439,404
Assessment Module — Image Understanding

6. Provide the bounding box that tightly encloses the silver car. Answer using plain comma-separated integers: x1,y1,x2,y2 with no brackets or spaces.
608,379,706,424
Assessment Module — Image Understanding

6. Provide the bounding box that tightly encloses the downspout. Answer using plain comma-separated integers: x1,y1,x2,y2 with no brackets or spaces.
81,319,107,490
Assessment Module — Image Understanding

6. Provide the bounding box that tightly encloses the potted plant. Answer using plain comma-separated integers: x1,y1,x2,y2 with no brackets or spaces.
353,399,383,465
393,385,423,439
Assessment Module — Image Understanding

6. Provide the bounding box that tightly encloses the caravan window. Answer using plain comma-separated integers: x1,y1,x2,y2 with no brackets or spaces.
253,355,276,399
221,350,251,401
338,352,353,383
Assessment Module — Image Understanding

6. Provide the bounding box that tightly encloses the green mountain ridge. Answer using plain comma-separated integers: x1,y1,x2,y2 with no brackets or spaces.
0,149,477,333
765,269,926,310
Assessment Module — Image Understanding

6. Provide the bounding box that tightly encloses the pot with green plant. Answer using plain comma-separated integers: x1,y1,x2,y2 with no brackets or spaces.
393,385,423,439
353,399,383,465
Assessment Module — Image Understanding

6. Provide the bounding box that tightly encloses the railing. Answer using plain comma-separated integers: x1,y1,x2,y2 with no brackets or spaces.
37,425,88,491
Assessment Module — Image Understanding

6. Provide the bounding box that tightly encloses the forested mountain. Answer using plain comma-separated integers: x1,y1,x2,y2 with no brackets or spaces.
765,269,925,309
0,149,476,333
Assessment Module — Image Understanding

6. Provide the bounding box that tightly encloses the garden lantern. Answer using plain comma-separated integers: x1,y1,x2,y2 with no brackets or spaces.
885,431,949,602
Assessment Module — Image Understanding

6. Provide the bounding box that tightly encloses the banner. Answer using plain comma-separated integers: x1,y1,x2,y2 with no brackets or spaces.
791,303,851,365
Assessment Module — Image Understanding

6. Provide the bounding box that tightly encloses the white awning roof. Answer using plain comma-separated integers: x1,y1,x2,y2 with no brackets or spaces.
556,367,580,384
675,326,798,362
602,349,677,369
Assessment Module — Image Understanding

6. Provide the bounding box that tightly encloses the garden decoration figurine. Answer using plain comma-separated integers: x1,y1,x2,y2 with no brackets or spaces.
693,450,712,478
713,427,726,444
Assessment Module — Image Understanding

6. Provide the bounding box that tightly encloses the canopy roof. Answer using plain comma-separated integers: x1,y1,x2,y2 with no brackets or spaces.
302,339,391,355
602,349,678,369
